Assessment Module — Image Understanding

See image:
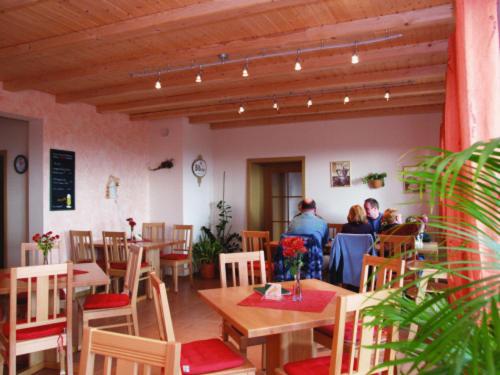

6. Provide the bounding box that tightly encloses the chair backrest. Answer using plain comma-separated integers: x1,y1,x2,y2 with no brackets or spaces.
123,244,144,307
219,251,266,288
69,230,96,263
171,225,193,258
379,234,416,261
142,222,165,242
102,231,128,271
241,230,271,261
9,263,73,343
20,241,62,266
150,272,176,342
328,223,343,239
359,255,405,292
79,327,181,375
330,289,397,375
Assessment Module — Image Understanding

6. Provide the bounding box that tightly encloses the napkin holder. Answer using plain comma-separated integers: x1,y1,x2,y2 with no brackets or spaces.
263,283,283,300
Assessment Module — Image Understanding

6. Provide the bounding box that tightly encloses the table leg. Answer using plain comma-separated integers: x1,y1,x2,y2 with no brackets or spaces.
265,329,314,374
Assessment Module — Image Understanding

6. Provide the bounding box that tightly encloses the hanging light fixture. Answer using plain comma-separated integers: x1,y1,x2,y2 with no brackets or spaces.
384,89,391,101
242,60,249,78
344,95,350,104
351,42,359,64
307,97,313,108
154,73,162,89
238,104,245,114
273,98,279,111
294,50,302,71
195,67,202,83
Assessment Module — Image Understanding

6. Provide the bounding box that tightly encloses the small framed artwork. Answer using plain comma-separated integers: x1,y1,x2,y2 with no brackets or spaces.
403,165,425,193
330,160,351,187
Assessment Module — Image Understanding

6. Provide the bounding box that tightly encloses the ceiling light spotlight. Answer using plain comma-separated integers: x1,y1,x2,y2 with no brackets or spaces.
273,99,279,111
344,95,350,104
384,89,391,101
195,67,202,83
242,60,249,78
307,97,313,108
351,42,359,64
238,104,245,114
294,50,302,71
155,73,162,89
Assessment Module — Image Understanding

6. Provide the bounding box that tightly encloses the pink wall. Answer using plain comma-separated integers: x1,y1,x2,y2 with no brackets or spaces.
0,84,150,263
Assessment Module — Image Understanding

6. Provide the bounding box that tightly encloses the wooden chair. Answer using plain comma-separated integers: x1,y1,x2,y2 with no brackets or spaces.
0,263,73,375
102,231,152,296
379,234,416,261
160,225,193,293
149,272,255,374
241,230,273,281
79,327,181,375
69,230,98,295
142,222,165,242
327,223,343,239
279,289,398,375
79,245,143,348
20,242,62,266
315,255,404,348
219,251,267,362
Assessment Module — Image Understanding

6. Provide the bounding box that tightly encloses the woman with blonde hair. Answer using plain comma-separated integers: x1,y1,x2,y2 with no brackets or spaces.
341,205,373,235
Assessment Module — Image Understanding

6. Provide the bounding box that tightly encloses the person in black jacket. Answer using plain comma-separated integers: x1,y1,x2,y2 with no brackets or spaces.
341,205,373,235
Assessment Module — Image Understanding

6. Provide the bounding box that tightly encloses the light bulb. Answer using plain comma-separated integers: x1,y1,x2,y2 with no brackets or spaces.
344,95,350,104
273,100,279,110
294,58,302,71
195,71,202,83
384,90,390,101
307,98,312,108
238,105,245,114
242,62,249,78
155,79,162,90
351,52,359,64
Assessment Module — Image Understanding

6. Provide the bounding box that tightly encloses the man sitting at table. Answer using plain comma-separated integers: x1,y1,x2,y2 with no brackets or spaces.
364,198,383,233
288,198,329,246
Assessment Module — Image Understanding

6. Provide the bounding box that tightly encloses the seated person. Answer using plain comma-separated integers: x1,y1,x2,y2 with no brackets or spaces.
341,205,373,235
380,208,420,236
364,198,383,233
288,198,328,246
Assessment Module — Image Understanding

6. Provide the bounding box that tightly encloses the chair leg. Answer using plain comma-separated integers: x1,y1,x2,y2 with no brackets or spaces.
132,308,139,336
173,265,179,293
146,271,152,299
188,262,194,287
66,328,73,375
8,343,15,375
126,315,133,335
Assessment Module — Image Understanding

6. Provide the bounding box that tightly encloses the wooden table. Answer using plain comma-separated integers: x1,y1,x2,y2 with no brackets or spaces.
198,279,354,374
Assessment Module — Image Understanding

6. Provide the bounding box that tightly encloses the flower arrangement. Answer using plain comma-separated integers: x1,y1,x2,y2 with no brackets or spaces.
126,217,137,240
32,231,59,263
281,236,307,301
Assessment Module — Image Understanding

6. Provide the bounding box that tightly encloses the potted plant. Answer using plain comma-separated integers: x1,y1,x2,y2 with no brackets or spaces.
362,172,387,188
193,231,222,279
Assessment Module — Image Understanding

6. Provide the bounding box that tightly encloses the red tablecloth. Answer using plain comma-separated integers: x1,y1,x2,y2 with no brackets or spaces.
238,289,336,313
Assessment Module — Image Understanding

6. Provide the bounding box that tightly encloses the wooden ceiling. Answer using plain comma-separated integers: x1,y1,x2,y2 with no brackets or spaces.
0,0,454,129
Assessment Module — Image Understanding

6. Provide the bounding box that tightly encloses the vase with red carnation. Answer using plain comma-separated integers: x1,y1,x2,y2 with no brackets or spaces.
281,236,306,302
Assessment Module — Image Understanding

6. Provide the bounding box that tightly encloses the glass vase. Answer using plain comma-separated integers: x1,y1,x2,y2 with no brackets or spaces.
292,269,303,302
43,254,49,265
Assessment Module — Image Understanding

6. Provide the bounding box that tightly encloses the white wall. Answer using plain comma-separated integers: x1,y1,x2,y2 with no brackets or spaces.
0,117,28,266
211,112,441,233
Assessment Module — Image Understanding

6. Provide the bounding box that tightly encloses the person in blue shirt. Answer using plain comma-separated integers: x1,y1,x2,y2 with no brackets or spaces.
288,198,329,246
364,198,383,233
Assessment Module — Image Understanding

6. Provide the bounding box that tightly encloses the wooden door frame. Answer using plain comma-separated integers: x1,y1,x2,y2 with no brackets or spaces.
246,156,305,231
0,150,6,268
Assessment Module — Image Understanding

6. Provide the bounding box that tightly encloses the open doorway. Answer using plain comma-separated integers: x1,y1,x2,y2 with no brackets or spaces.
247,157,305,240
0,151,5,268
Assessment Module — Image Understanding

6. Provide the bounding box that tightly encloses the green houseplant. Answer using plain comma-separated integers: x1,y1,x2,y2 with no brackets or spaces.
364,138,499,374
200,200,241,253
192,231,223,279
362,172,387,188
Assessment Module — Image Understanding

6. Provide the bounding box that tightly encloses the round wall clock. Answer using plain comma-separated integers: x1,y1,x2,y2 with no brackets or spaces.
192,155,207,186
14,154,28,174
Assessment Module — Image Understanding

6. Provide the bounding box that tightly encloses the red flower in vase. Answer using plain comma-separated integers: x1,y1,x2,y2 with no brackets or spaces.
281,237,306,258
126,217,137,229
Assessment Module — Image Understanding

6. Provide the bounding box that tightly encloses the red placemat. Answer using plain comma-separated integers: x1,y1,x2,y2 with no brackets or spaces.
237,289,336,313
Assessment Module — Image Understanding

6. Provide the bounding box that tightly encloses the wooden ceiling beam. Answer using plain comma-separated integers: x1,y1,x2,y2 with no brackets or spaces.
97,64,446,113
209,104,444,130
53,39,447,104
0,0,41,13
129,81,445,121
3,5,452,92
189,94,445,123
0,0,317,59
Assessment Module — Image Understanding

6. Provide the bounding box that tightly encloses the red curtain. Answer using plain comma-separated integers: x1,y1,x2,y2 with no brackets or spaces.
441,0,499,291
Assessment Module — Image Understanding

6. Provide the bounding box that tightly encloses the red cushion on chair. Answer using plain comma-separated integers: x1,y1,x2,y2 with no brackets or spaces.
3,316,66,340
316,321,361,341
110,261,150,270
161,254,188,261
83,293,130,310
180,338,244,375
284,353,358,375
248,261,274,271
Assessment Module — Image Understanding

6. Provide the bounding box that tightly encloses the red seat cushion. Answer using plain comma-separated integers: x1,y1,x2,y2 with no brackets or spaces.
3,316,66,341
248,261,274,271
284,353,358,375
316,321,360,341
161,254,188,261
109,261,150,270
83,293,130,310
180,338,244,375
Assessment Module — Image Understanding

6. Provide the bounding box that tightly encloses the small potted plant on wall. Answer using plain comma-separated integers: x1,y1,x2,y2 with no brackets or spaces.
362,172,387,189
193,230,223,279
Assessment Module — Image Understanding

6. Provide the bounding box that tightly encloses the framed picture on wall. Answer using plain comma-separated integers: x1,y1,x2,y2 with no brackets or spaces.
330,160,351,187
402,165,425,193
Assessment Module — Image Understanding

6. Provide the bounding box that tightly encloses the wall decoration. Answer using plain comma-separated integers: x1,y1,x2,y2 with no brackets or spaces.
50,149,75,211
330,160,351,187
192,155,207,186
362,172,387,189
149,158,174,171
106,175,120,199
13,154,28,174
403,165,425,193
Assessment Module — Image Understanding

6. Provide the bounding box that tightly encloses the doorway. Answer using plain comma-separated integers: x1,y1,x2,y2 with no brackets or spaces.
0,151,5,268
247,157,305,240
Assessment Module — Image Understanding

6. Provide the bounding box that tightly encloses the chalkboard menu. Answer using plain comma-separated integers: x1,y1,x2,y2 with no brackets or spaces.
50,149,75,211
